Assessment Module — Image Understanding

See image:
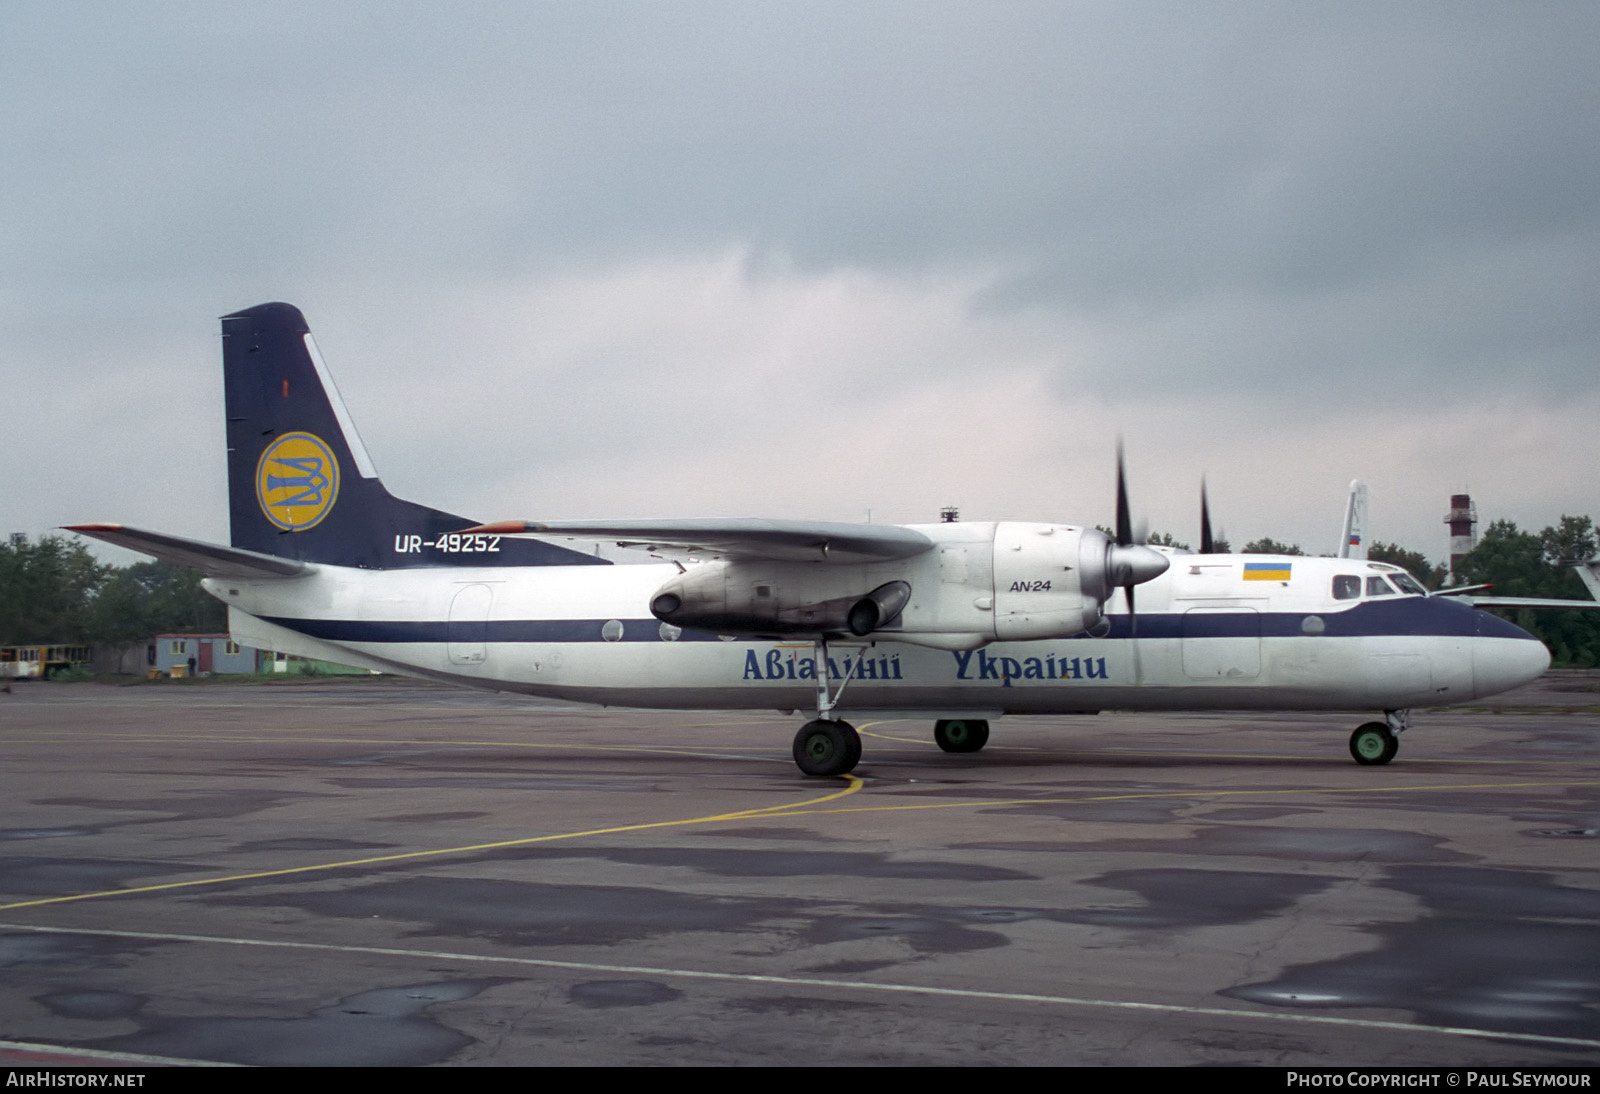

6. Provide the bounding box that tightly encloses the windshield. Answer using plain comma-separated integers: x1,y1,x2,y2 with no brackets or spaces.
1389,572,1428,596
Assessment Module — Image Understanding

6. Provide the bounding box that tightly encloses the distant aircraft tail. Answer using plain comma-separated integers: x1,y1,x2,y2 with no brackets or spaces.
1338,480,1368,560
1576,559,1600,602
222,302,603,569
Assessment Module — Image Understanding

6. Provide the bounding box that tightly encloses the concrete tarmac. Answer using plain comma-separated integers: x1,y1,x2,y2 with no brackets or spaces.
1,673,1597,1066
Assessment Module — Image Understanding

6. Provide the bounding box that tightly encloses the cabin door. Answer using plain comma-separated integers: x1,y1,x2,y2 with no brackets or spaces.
447,584,493,666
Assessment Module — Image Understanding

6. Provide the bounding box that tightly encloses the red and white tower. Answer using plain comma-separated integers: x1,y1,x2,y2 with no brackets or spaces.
1445,493,1477,583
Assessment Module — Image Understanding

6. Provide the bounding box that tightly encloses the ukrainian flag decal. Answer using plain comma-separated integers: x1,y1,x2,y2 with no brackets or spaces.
1243,562,1292,581
256,432,340,531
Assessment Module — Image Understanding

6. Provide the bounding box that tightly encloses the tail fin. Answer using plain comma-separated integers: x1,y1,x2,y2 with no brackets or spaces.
1338,479,1368,560
222,303,604,569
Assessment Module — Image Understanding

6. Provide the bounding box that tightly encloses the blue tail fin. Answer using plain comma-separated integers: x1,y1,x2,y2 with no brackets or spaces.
222,302,604,569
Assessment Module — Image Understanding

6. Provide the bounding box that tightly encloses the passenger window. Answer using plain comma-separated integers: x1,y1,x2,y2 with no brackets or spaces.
1366,576,1395,597
1332,576,1361,600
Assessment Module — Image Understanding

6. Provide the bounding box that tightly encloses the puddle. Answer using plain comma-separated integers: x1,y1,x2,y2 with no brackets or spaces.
217,876,794,947
1227,866,1600,1038
568,980,682,1008
90,979,499,1066
38,990,143,1020
500,846,1035,881
1056,868,1336,929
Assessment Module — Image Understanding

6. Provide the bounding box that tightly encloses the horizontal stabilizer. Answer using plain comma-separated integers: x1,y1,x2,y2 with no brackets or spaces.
463,518,935,564
63,524,312,579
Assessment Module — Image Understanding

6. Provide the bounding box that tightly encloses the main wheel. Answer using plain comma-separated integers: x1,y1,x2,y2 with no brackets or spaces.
1349,722,1399,766
793,719,862,776
933,718,990,753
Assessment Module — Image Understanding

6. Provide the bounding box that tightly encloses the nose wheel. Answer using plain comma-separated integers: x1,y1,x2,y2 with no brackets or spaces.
934,718,990,753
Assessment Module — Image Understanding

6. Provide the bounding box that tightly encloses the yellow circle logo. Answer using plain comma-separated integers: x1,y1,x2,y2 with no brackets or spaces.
256,432,340,531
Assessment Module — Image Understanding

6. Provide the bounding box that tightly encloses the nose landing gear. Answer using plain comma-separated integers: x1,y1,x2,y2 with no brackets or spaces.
934,718,990,753
1349,710,1408,765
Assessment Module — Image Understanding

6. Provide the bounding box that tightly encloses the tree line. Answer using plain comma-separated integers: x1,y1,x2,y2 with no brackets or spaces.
4,517,1599,668
1,535,226,660
1452,517,1600,667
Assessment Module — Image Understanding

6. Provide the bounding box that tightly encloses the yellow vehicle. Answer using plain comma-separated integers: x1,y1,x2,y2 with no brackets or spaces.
0,644,90,679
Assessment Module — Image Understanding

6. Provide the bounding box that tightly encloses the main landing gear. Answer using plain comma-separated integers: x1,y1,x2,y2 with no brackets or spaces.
1349,709,1409,766
791,637,864,778
793,718,862,777
934,718,990,753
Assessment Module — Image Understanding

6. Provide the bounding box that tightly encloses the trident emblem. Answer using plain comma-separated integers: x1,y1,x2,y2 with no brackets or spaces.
256,432,340,531
266,455,329,506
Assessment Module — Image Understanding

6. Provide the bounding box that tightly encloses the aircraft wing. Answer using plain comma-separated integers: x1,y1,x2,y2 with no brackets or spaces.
463,518,934,564
63,524,312,579
1449,595,1600,610
1431,584,1492,597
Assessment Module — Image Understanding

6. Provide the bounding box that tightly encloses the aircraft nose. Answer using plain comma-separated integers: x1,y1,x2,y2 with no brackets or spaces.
1472,613,1551,698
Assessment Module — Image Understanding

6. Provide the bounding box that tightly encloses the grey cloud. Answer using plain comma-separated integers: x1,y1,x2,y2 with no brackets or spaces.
3,2,1597,548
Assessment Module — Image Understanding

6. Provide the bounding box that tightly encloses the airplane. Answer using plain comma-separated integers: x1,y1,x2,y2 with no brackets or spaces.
1333,478,1600,610
67,302,1552,777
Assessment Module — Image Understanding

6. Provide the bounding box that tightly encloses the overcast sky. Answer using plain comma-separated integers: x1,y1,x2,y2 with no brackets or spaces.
4,2,1597,566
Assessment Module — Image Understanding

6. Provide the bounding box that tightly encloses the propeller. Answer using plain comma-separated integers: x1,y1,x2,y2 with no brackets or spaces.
1114,441,1137,622
1200,478,1215,555
1115,441,1133,550
1107,442,1168,627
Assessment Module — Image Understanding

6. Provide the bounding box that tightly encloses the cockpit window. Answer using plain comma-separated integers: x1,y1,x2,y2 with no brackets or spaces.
1390,572,1427,596
1366,576,1396,597
1332,575,1361,600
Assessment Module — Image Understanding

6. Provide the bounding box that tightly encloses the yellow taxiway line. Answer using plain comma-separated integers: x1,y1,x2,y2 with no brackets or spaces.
0,775,864,912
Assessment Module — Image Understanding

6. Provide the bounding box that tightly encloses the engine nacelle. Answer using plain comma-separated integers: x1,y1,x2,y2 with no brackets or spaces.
991,523,1103,640
645,521,1167,647
649,562,911,638
990,522,1168,641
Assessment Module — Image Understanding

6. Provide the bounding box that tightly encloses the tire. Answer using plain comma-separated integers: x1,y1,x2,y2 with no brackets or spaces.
1350,722,1399,765
933,718,990,753
793,719,862,776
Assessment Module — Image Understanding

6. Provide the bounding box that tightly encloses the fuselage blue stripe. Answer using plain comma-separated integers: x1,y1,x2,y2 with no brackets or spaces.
260,617,725,643
260,598,1531,644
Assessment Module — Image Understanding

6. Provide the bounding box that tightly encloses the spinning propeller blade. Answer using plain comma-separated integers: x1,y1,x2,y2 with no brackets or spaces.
1108,442,1167,626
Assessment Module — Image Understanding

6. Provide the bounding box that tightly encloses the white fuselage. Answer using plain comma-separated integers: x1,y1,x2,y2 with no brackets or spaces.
211,543,1550,719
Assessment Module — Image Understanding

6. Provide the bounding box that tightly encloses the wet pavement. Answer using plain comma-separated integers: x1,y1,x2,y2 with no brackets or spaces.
0,672,1597,1065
